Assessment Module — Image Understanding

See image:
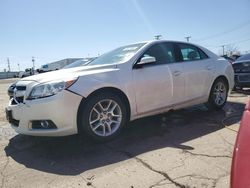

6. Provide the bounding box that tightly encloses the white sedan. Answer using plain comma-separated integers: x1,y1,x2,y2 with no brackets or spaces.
6,40,234,141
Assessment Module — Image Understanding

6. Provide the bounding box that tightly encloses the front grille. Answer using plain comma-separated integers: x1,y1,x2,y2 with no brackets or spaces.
12,96,24,105
234,75,238,82
233,62,250,73
12,85,27,104
16,86,26,90
16,97,24,103
238,75,250,82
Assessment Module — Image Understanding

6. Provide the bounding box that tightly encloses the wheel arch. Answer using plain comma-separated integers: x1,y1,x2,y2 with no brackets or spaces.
76,87,131,133
206,75,230,110
212,75,229,90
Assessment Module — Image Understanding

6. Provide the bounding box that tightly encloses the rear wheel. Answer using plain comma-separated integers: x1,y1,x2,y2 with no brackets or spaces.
206,78,228,110
78,92,128,141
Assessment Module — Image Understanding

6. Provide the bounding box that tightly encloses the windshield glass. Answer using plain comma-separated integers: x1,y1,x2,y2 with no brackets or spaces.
88,43,146,66
63,58,94,69
237,53,250,61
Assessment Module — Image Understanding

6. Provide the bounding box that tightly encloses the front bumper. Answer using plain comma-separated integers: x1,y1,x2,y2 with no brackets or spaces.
6,90,82,136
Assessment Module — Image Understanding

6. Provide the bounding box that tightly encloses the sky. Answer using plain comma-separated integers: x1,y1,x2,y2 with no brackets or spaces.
0,0,250,71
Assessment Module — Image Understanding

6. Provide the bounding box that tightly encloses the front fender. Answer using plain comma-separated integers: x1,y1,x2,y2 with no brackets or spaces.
68,75,125,98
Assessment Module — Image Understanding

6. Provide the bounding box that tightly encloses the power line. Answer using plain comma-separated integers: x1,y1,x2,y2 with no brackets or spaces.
203,37,250,49
226,38,250,46
195,20,250,42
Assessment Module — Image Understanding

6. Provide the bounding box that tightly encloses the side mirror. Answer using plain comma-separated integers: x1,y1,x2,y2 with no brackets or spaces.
134,56,156,69
138,56,156,65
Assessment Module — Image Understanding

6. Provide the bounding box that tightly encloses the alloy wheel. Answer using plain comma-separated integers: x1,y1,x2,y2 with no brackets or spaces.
89,99,122,137
213,82,227,106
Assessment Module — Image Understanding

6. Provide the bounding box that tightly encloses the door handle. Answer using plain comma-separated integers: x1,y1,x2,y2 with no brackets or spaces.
173,71,181,76
206,66,212,70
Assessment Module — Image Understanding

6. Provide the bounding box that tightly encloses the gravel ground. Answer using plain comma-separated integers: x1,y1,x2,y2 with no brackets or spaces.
0,78,249,188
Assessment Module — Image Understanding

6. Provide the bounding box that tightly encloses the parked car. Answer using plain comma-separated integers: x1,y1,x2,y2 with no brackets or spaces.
37,58,82,73
63,58,95,69
5,40,234,141
232,53,250,90
231,101,250,188
19,68,34,78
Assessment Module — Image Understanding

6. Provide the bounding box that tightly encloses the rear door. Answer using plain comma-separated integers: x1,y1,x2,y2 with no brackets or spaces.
176,43,215,101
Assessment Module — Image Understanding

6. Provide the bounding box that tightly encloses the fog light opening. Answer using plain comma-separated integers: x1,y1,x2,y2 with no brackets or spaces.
41,121,49,128
31,120,57,129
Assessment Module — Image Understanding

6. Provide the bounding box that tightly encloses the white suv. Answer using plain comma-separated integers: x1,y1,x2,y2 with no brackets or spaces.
6,40,234,141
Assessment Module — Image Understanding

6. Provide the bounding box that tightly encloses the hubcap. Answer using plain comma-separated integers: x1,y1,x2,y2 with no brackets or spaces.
213,82,227,106
89,99,122,137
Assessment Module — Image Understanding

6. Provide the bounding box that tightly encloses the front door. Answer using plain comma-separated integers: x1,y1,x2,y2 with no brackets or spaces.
132,42,184,114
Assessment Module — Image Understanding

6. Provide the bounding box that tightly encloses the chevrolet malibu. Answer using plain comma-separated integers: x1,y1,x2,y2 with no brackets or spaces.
6,40,234,141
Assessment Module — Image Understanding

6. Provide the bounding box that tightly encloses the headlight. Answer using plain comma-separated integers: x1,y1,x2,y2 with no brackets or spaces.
28,79,77,100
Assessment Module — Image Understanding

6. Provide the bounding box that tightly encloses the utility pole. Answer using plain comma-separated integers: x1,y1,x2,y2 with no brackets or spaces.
221,45,226,56
185,36,191,42
32,57,35,74
154,35,162,40
17,63,20,71
7,58,10,72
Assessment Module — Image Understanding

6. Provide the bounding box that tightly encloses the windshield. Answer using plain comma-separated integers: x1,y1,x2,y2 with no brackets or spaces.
63,58,94,69
237,53,250,61
88,43,146,66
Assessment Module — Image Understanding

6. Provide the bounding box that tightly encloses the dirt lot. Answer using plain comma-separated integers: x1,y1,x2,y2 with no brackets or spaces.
0,78,248,188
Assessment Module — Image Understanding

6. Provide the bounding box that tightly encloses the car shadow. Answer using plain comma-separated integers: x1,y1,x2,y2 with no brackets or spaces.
4,101,245,176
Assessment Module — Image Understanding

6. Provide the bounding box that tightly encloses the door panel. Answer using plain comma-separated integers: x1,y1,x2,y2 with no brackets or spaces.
176,43,215,101
168,63,185,104
132,65,173,114
183,59,214,100
132,42,185,114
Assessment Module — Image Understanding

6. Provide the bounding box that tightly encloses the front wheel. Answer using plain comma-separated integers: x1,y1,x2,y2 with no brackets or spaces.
206,78,228,110
78,92,128,141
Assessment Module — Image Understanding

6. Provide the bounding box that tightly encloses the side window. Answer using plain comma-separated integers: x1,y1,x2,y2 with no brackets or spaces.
140,43,176,65
178,43,208,62
199,49,209,59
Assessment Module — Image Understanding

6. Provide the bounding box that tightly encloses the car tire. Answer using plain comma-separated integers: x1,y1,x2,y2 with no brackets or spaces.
206,78,228,110
78,92,128,141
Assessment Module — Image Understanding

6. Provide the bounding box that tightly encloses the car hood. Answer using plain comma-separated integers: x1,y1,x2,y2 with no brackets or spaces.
233,59,250,64
20,64,119,83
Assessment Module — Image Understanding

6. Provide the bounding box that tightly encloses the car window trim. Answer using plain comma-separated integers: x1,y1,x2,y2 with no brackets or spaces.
132,42,178,69
174,42,210,62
